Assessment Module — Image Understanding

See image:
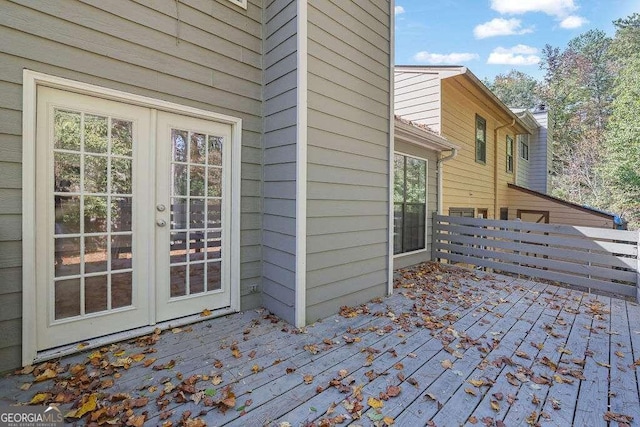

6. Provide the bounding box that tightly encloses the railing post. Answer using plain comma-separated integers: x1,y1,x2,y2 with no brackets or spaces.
432,213,439,263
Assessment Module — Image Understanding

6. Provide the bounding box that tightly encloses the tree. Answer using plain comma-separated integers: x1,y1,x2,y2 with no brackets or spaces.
483,70,540,109
539,30,614,208
600,14,640,228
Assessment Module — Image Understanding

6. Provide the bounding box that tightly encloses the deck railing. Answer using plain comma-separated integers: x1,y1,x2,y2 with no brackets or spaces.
432,214,640,301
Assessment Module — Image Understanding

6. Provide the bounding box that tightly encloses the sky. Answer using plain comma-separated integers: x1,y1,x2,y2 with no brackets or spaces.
394,0,640,82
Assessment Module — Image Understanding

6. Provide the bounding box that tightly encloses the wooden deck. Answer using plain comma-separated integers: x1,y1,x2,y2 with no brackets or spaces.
2,262,640,426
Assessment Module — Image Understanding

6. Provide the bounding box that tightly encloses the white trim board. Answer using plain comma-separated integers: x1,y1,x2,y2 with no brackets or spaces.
21,70,243,365
295,0,309,328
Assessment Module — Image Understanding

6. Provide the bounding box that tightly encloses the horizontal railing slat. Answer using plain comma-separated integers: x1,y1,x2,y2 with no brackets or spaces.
435,232,636,270
434,242,636,284
436,252,636,298
436,223,637,256
435,215,636,242
433,215,639,301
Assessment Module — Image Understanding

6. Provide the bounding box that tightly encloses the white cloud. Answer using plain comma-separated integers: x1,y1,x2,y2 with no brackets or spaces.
487,45,541,65
395,5,405,15
559,15,588,28
490,0,576,17
413,51,479,64
473,18,534,39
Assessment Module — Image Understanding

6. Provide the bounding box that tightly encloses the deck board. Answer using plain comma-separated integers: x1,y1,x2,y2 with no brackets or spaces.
1,262,639,427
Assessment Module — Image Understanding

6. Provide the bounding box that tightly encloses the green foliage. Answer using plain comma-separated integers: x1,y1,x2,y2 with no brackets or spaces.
483,70,541,109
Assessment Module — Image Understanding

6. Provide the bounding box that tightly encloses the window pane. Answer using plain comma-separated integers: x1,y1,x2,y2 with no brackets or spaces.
403,204,426,252
84,155,108,194
393,154,405,203
112,119,133,156
190,133,206,164
393,203,403,255
476,115,486,163
85,275,108,314
54,152,81,193
84,115,108,154
405,157,426,203
54,110,81,151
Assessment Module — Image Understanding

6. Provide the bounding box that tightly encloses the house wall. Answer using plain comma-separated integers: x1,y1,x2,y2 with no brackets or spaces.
506,186,614,228
394,71,441,132
392,140,438,270
262,0,298,324
440,77,519,219
305,0,391,323
0,0,263,371
530,111,549,193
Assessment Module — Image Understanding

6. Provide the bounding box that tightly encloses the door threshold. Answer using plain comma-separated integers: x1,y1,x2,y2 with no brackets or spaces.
34,306,237,364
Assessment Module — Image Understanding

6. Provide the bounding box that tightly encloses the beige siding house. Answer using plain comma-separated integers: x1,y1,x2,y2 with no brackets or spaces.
0,0,403,371
394,65,621,229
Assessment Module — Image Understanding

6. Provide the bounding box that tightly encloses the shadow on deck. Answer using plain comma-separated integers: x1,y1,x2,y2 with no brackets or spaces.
1,262,639,426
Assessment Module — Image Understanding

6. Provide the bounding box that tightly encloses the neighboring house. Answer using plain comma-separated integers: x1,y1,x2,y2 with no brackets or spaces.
394,65,619,229
0,0,393,371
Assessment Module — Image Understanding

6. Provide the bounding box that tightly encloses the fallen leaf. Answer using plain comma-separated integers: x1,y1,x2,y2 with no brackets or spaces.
465,388,477,396
35,368,57,382
386,385,401,397
603,411,634,423
65,393,98,418
468,415,478,424
368,397,384,409
441,359,453,369
515,350,531,360
201,308,212,317
468,379,485,387
131,354,145,362
143,358,156,367
29,393,50,405
491,400,500,412
303,374,314,384
383,416,395,426
596,361,611,368
19,383,32,391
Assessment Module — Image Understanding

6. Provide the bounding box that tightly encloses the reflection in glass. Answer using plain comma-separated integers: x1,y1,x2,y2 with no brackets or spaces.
85,275,108,314
54,152,81,193
189,232,205,262
84,196,108,233
208,136,223,166
170,232,187,263
84,155,108,193
55,196,81,234
112,119,133,156
55,279,81,319
393,154,405,204
111,158,132,194
190,166,205,196
190,263,205,294
111,197,132,232
190,199,205,229
190,133,206,164
207,167,222,197
54,110,81,151
205,232,222,259
207,262,222,291
112,272,132,308
111,235,132,270
207,199,221,229
85,235,108,273
170,265,187,297
84,115,108,153
172,164,188,196
405,157,426,203
172,129,188,162
55,237,80,277
170,198,188,230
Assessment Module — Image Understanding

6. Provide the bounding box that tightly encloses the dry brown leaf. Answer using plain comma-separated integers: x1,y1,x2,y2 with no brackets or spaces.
468,379,484,387
386,385,401,397
131,354,145,362
368,397,384,409
383,416,395,426
143,358,156,367
35,368,57,382
468,415,478,424
201,309,212,317
615,351,624,358
29,393,50,405
65,393,98,418
465,388,477,396
490,400,500,412
303,374,314,384
441,359,453,369
19,383,32,391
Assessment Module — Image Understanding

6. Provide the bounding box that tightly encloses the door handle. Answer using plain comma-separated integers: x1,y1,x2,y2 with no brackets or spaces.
156,219,167,227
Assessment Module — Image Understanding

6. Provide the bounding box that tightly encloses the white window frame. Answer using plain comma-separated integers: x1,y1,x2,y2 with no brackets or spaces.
393,151,429,258
519,134,530,161
22,70,242,365
227,0,248,9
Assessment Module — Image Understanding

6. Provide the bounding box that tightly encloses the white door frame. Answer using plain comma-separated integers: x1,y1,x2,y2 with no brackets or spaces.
22,70,242,365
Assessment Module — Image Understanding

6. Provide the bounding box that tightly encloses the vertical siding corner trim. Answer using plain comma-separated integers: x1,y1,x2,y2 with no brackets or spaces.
295,0,308,328
387,0,396,295
22,70,38,366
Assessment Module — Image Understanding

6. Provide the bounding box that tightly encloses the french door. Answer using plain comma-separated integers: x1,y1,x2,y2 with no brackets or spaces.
35,87,233,351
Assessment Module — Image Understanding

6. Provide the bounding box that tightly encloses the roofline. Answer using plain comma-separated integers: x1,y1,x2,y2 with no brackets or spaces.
507,184,616,220
394,117,460,152
457,69,533,134
395,65,533,134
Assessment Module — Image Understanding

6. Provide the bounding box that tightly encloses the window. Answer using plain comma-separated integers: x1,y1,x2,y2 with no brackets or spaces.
500,207,509,220
449,207,475,217
226,0,247,8
475,115,486,164
477,208,489,219
519,134,529,161
394,154,427,255
506,135,514,173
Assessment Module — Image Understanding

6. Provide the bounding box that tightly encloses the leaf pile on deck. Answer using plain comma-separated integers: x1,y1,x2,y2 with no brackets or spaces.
10,262,639,426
